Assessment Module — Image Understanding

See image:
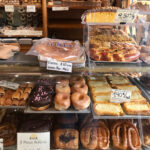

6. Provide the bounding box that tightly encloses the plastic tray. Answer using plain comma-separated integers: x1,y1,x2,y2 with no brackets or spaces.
90,77,150,119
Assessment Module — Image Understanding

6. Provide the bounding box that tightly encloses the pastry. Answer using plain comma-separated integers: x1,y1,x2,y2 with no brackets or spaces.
54,93,70,110
93,102,124,116
53,129,79,149
71,83,88,94
91,85,112,94
81,121,110,149
0,122,17,147
123,102,150,115
30,85,52,111
70,76,85,86
71,92,90,110
55,83,71,94
92,94,110,103
35,39,81,62
111,120,141,150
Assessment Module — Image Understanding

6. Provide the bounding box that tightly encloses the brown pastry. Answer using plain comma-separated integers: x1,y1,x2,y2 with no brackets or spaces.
53,129,79,149
27,83,34,89
0,87,5,96
0,122,16,147
20,93,29,101
5,98,12,106
12,92,21,100
0,97,5,105
19,100,26,106
80,121,110,149
24,87,32,94
111,121,141,150
12,100,19,106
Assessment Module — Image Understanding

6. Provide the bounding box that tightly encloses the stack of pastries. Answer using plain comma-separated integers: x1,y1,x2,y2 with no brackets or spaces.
80,116,141,150
88,75,150,116
0,83,34,106
89,27,140,62
54,76,91,111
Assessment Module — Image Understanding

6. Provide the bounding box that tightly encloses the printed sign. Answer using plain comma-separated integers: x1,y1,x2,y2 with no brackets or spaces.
27,5,36,12
5,5,14,12
47,59,72,72
0,80,19,90
115,9,139,23
0,139,3,150
17,132,50,150
110,89,132,103
52,6,69,11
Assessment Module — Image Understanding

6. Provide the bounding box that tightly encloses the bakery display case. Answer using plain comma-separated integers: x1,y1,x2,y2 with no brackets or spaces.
1,1,150,150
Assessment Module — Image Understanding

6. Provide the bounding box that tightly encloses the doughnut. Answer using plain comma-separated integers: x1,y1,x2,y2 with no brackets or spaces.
54,93,70,110
71,92,90,110
56,77,69,85
55,83,71,94
70,76,85,85
71,83,88,94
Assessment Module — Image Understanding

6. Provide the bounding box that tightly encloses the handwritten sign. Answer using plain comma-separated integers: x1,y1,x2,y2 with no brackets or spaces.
52,7,69,11
5,5,14,12
110,89,132,103
0,80,19,90
27,5,36,12
115,9,138,23
47,59,72,72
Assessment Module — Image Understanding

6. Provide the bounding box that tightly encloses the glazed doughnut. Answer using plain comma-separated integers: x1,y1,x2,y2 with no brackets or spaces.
55,83,71,94
56,77,69,85
71,92,90,110
54,93,70,110
71,83,88,94
70,76,85,85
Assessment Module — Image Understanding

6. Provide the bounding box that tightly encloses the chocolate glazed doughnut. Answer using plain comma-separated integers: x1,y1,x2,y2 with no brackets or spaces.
111,121,141,150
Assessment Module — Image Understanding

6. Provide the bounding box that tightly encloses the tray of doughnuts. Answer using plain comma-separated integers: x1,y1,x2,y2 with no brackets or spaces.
24,75,91,114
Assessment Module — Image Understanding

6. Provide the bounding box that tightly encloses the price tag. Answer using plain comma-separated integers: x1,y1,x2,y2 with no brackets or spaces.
47,59,72,72
0,139,3,150
115,9,139,23
17,132,50,150
110,89,132,103
0,80,19,90
52,6,69,11
5,5,14,12
27,5,36,12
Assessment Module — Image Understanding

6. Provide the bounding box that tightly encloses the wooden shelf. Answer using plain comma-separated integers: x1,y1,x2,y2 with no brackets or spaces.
47,5,98,10
0,4,41,8
48,20,82,29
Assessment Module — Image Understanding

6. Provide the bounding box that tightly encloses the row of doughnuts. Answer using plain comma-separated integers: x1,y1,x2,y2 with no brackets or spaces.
54,76,91,111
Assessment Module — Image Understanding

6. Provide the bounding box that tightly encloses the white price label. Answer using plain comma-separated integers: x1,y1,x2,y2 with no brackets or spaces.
115,9,139,23
5,5,14,12
52,6,69,11
27,5,36,12
47,59,72,72
110,89,132,103
0,80,19,90
17,132,50,150
0,139,3,150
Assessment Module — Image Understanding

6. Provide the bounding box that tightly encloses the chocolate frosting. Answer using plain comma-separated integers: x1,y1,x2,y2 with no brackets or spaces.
30,85,52,107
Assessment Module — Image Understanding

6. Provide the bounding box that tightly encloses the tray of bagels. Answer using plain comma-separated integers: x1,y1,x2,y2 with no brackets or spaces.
88,75,150,119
